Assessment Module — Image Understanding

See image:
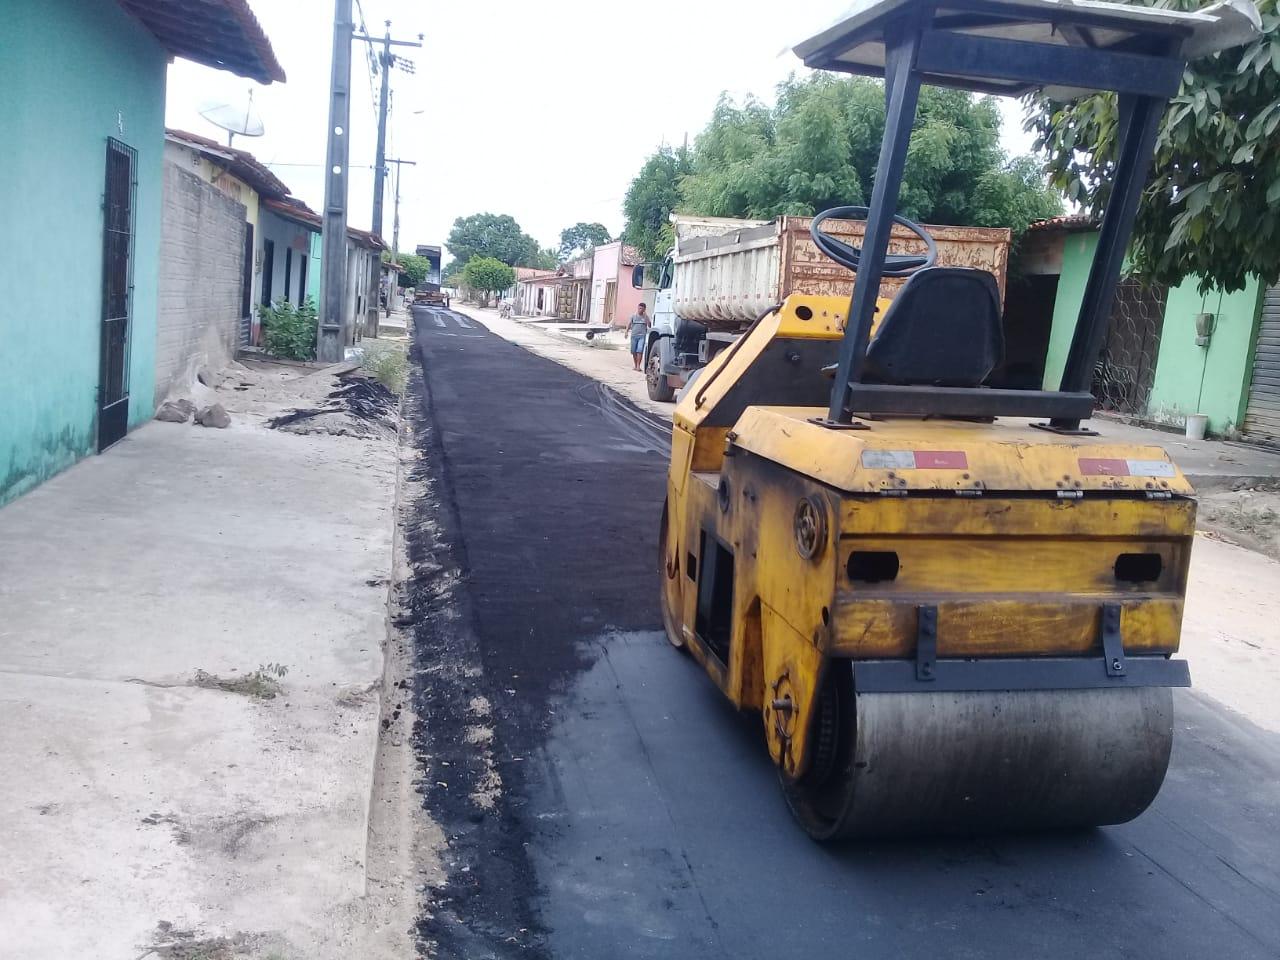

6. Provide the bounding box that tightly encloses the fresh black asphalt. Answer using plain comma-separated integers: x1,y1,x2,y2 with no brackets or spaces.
406,305,1280,959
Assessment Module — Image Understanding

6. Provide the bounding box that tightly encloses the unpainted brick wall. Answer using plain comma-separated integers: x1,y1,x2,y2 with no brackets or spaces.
155,161,246,404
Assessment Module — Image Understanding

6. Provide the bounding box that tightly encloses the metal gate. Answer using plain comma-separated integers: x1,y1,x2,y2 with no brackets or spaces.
1243,284,1280,441
98,138,137,452
1091,278,1168,416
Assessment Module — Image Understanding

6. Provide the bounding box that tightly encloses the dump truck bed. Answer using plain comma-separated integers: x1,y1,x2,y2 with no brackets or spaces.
671,215,1010,330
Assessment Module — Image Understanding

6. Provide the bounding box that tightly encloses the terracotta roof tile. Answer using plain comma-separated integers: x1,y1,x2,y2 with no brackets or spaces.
118,0,285,84
1027,214,1097,233
166,128,291,198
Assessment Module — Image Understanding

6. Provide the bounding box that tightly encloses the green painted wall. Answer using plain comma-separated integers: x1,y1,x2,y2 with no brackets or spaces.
1039,227,1265,436
1145,278,1263,435
1041,231,1099,391
0,0,166,505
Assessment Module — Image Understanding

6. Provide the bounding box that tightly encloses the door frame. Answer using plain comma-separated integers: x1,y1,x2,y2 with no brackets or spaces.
97,137,137,453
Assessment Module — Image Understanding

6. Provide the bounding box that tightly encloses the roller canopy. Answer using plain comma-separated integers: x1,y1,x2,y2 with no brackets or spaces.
794,0,1262,97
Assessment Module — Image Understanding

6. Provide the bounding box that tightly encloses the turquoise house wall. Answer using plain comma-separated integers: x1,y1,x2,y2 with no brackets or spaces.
1041,231,1099,390
1145,278,1263,435
0,0,166,505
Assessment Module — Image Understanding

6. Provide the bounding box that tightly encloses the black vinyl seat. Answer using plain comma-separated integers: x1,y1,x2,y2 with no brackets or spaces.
864,267,1004,387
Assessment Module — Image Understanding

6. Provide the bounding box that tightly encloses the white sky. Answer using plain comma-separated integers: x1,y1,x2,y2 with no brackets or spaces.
166,0,1038,259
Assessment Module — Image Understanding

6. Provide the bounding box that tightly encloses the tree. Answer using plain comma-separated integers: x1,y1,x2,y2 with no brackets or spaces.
386,252,430,287
559,222,612,260
622,146,693,261
676,76,1060,240
530,246,559,270
446,212,542,268
462,256,516,307
1027,0,1280,294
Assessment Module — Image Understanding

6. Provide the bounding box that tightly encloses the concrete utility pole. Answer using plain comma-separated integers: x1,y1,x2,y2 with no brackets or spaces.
385,158,417,261
354,21,422,241
318,0,353,364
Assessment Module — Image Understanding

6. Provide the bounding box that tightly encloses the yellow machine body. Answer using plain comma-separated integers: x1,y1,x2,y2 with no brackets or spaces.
660,295,1195,838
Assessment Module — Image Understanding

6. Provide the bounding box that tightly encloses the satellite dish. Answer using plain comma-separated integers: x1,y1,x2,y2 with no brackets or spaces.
198,89,264,147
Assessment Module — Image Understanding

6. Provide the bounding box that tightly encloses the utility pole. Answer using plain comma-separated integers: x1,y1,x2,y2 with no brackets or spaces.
318,0,353,364
354,21,422,241
385,158,417,261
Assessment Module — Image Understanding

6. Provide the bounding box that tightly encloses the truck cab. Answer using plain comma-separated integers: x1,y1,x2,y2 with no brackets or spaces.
641,253,716,402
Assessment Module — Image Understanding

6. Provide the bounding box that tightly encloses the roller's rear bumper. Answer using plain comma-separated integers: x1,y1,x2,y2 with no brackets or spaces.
853,654,1190,693
850,601,1191,693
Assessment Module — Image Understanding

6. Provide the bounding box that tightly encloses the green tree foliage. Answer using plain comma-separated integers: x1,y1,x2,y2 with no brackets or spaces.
462,256,516,307
531,246,560,270
1027,0,1280,294
622,146,693,260
446,212,542,267
387,252,430,287
676,75,1060,238
558,222,612,260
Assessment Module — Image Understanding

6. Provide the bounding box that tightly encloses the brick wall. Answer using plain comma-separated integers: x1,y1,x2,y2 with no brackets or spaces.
155,161,246,403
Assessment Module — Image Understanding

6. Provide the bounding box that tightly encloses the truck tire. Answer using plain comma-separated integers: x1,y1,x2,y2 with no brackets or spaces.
646,349,676,402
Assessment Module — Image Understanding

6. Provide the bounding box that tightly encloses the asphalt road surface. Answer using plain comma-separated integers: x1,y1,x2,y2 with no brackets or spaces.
406,305,1280,960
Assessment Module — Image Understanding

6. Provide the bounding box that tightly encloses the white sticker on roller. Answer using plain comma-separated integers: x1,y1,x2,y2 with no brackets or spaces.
1126,459,1176,477
861,450,916,469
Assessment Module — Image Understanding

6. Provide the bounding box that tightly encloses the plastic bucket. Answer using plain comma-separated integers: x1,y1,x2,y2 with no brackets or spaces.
1185,413,1208,441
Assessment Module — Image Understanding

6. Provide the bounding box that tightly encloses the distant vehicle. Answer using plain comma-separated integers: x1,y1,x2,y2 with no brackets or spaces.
413,284,450,308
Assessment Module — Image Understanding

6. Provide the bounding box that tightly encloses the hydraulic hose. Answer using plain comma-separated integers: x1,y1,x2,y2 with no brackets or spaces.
810,205,937,277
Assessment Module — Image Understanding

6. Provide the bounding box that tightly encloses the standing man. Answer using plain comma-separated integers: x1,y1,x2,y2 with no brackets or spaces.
628,302,651,372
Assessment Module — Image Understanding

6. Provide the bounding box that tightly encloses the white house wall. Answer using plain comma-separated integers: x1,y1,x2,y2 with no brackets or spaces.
258,211,314,307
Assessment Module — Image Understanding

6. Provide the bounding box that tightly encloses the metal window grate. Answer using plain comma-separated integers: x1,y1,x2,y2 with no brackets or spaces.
98,137,137,451
1092,278,1168,416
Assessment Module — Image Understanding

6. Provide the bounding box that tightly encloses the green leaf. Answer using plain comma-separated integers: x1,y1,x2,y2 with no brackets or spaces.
1267,180,1280,204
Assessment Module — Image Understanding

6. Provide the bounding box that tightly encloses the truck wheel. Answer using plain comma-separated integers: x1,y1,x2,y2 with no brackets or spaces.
646,350,676,402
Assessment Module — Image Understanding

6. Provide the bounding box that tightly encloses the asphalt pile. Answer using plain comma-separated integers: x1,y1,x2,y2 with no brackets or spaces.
267,374,399,439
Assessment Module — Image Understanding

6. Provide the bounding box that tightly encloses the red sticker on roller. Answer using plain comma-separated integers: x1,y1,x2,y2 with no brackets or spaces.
913,450,968,469
1078,457,1130,476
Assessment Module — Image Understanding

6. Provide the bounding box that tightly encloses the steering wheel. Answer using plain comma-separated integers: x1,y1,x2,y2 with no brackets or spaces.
810,205,937,277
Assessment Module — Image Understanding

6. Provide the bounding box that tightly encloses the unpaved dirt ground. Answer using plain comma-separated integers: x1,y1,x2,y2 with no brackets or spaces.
1198,480,1280,561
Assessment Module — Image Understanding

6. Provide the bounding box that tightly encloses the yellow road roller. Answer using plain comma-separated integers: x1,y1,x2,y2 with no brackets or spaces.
659,0,1261,840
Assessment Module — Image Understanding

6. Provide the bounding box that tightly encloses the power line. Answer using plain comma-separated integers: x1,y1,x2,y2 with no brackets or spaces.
352,0,380,121
353,20,422,239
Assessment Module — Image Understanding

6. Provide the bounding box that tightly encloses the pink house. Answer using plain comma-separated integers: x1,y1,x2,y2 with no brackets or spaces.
589,241,653,328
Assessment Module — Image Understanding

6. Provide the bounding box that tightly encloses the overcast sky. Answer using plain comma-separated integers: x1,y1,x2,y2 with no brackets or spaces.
166,0,1037,260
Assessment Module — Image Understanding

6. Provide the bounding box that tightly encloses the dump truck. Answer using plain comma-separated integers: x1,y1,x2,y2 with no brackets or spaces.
660,0,1260,840
637,214,1011,401
412,245,449,307
413,283,450,309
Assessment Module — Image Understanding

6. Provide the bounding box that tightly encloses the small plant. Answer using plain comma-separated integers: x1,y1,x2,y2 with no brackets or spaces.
260,297,318,361
361,342,408,394
194,663,289,700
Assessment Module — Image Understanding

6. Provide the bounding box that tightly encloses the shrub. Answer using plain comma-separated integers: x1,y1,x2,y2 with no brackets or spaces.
260,297,317,361
361,342,408,394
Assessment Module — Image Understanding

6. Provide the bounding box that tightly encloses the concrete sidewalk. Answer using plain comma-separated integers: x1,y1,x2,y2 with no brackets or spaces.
0,373,418,958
